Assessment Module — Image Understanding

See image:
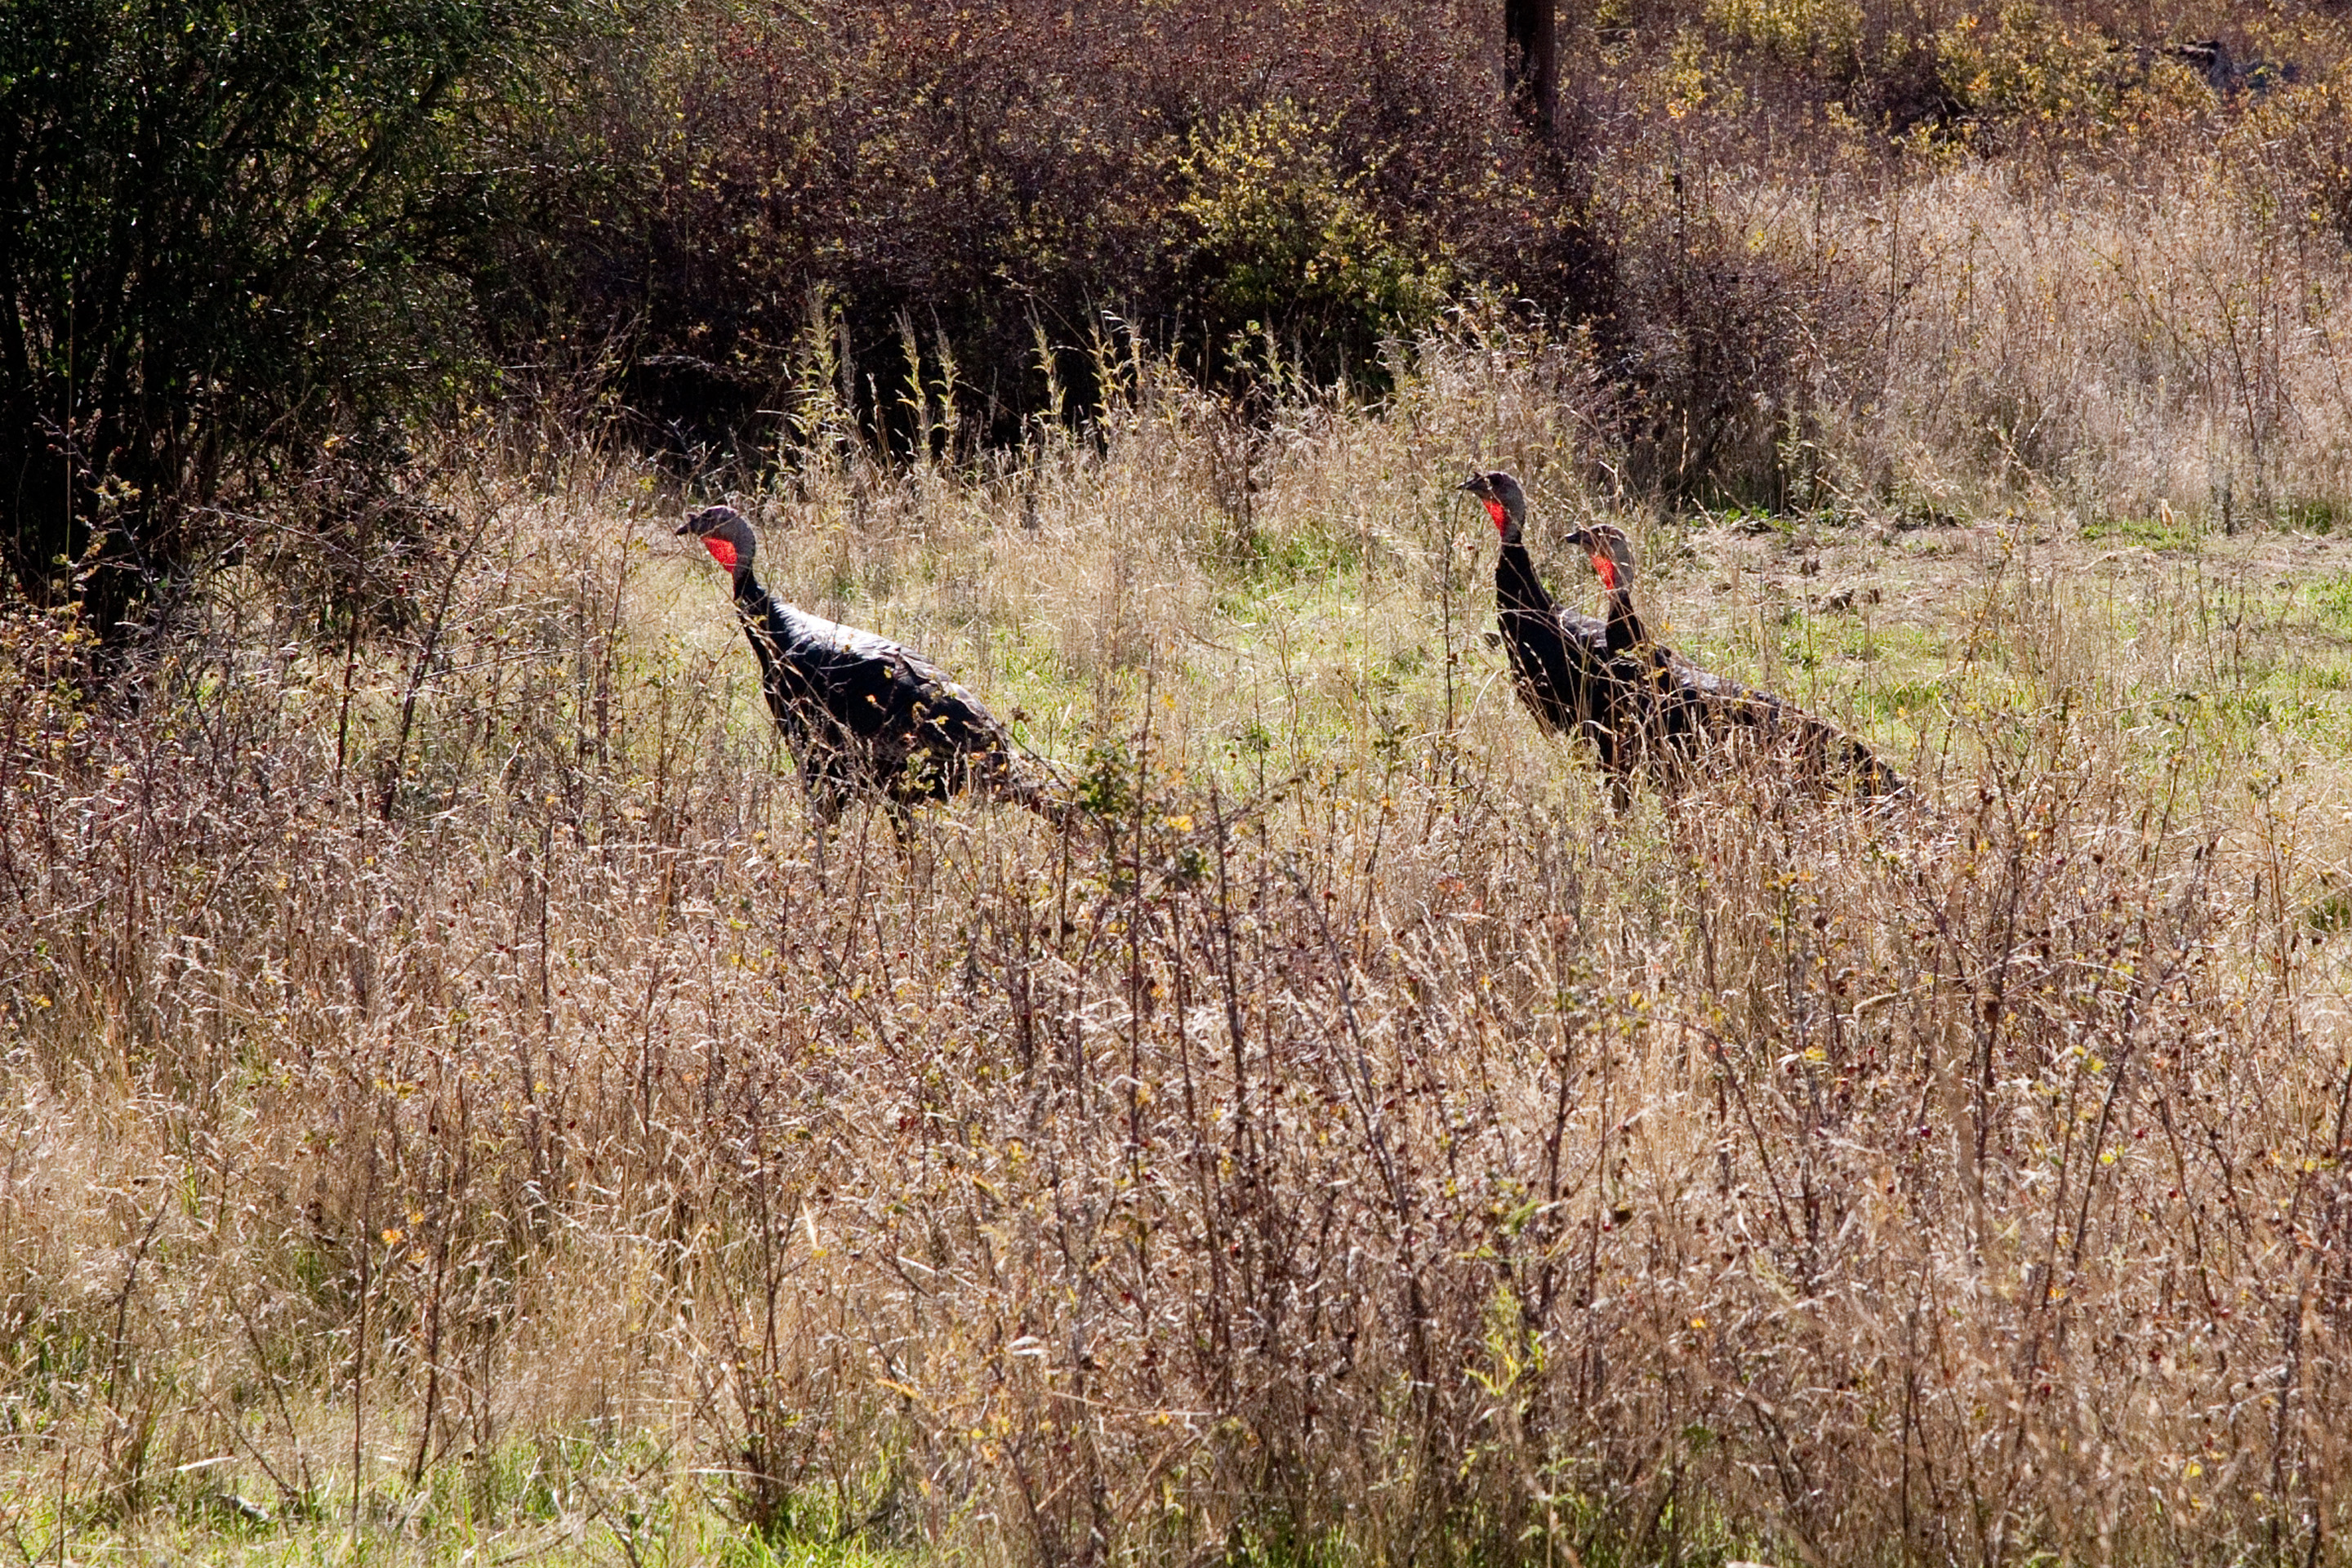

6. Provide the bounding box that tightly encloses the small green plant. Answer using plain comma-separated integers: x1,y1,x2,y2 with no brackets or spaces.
1076,735,1138,820
1707,0,1862,62
1176,100,1453,376
2079,509,2202,550
2288,498,2350,536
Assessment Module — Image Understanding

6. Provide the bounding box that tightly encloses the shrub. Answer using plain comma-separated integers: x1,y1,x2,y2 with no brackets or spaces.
504,0,1582,457
1933,1,2123,132
0,0,580,640
1175,101,1456,376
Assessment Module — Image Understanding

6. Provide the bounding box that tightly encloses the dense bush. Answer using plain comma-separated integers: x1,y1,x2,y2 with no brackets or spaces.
0,0,580,638
493,0,1590,454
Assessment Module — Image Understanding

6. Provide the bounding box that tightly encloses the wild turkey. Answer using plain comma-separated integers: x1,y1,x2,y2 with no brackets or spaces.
679,505,1068,824
1460,470,1627,776
1562,521,1905,796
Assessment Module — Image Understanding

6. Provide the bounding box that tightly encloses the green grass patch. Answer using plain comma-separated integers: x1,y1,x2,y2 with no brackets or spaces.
2079,510,2202,550
2283,498,2351,536
2297,570,2352,635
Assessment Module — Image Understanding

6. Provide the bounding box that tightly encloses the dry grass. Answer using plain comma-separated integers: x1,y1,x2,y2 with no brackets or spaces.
1839,152,2352,526
1584,80,2352,523
7,316,2352,1568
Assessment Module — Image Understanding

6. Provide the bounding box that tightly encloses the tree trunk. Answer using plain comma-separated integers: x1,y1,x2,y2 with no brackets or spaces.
1505,0,1557,136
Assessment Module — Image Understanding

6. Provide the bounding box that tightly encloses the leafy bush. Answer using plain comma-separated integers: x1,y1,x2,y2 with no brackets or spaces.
1176,101,1455,374
1933,2,2124,131
1705,0,1864,66
0,0,577,638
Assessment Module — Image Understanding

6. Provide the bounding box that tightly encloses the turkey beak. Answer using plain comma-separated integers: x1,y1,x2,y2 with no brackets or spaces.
675,521,694,536
1457,474,1483,495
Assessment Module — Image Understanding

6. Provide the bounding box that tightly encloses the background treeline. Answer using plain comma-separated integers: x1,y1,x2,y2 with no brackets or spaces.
8,0,2352,638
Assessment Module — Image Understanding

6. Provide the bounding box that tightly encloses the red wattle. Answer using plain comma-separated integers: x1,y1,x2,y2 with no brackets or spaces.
703,537,738,568
1483,499,1509,535
1592,554,1617,591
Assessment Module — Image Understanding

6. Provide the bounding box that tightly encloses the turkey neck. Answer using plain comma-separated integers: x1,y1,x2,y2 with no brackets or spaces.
1494,538,1558,622
1603,581,1652,655
728,564,790,685
730,564,772,612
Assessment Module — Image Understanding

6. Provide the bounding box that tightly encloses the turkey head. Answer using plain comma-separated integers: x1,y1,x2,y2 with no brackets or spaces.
1459,470,1528,546
678,505,759,581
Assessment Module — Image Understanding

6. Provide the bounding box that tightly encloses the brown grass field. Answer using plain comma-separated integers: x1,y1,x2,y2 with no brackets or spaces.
10,143,2352,1566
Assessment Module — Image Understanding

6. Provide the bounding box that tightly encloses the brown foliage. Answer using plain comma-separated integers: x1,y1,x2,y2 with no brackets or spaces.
514,0,1585,452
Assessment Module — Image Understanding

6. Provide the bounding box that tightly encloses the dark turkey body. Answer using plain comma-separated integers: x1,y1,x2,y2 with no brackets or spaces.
1609,644,1904,795
733,577,1036,818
